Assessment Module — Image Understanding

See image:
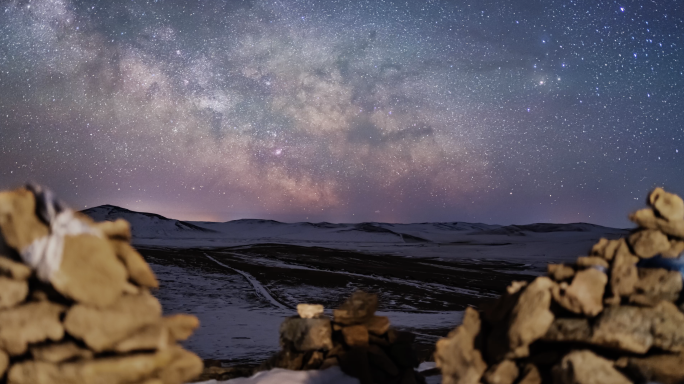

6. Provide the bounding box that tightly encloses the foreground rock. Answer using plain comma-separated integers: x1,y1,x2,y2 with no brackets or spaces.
0,185,202,384
435,188,684,384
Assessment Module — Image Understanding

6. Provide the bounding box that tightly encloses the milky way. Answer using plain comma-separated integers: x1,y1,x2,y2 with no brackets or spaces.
1,0,683,226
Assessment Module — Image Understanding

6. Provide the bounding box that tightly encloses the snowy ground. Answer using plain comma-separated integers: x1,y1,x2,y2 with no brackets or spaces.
82,204,629,368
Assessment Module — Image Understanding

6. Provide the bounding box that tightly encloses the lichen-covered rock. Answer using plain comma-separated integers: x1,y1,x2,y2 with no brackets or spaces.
333,291,378,325
0,301,65,355
552,268,606,317
629,229,670,259
482,360,518,384
435,307,487,384
649,187,684,222
551,350,631,384
63,291,162,352
279,317,333,351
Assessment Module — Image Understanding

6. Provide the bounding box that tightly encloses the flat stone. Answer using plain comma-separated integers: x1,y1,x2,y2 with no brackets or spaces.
506,277,556,358
31,342,94,363
342,324,369,347
0,301,65,355
51,234,129,308
7,349,173,384
552,268,607,317
616,353,684,384
482,360,518,384
629,229,670,259
552,350,631,384
297,303,324,319
333,291,378,325
0,276,28,309
63,291,162,352
547,264,575,281
110,240,158,288
631,267,682,304
279,317,333,351
364,316,390,335
591,301,684,354
575,256,609,269
649,187,684,222
162,313,200,341
435,307,487,384
0,256,31,280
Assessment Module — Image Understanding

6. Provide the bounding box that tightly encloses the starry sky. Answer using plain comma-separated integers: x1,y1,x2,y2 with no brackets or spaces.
1,0,683,227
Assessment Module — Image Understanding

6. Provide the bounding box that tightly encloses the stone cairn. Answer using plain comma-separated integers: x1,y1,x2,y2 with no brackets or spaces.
434,187,684,384
0,186,203,384
262,291,426,384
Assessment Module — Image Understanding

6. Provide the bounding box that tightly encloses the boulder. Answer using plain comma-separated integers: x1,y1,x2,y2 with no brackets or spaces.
506,277,556,358
649,187,684,222
630,267,682,304
629,208,684,239
542,318,592,343
608,247,639,302
616,353,684,384
629,229,670,259
552,268,606,317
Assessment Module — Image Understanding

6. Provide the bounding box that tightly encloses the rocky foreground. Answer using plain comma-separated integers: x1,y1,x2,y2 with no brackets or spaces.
435,187,684,384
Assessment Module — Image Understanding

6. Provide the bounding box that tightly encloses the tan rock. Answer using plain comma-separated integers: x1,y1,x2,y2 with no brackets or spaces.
630,208,684,238
7,349,173,384
0,188,50,252
0,256,31,280
51,234,129,308
368,344,398,376
552,350,631,384
649,187,684,222
608,245,639,301
113,322,170,353
31,342,94,363
575,256,609,269
93,218,131,241
506,277,555,358
547,264,575,281
364,316,390,335
552,268,607,317
63,291,162,352
482,360,518,384
435,307,487,384
297,303,324,319
155,346,203,384
662,239,684,258
110,240,158,288
591,301,684,353
333,291,378,325
342,324,369,347
616,353,684,384
279,317,333,351
629,229,670,259
0,276,28,309
631,267,682,304
162,314,200,341
302,350,325,370
0,349,8,378
0,301,65,355
517,364,541,384
591,238,622,261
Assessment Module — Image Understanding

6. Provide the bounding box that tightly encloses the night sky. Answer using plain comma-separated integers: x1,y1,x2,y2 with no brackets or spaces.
1,0,683,227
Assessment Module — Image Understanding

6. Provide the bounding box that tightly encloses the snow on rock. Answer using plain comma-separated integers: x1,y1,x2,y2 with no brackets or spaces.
192,367,359,384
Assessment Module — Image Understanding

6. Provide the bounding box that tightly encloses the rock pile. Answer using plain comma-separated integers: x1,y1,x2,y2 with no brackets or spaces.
0,186,203,384
262,291,426,384
435,187,684,384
